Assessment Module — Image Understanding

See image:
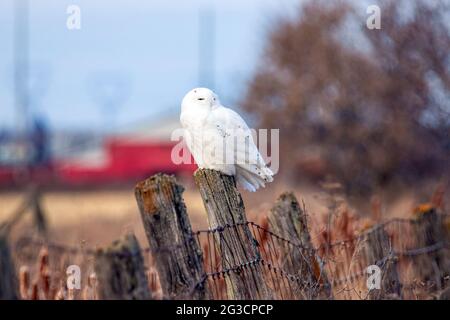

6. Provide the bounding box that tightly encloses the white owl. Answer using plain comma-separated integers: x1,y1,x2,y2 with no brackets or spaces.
180,87,274,192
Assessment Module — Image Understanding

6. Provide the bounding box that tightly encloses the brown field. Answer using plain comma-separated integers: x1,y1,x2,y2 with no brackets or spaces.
0,180,427,248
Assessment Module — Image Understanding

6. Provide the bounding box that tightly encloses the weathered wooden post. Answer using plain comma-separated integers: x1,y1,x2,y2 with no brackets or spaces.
0,234,19,299
347,226,401,300
438,286,450,300
194,169,272,300
94,233,150,300
135,174,208,299
415,209,450,286
268,192,332,299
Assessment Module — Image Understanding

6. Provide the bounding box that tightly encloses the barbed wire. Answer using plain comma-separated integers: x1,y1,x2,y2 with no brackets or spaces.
14,214,449,257
12,213,450,300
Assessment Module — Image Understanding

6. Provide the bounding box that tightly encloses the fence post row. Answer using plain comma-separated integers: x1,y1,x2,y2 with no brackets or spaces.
194,169,272,300
0,234,19,300
269,192,332,299
94,233,150,300
347,225,401,300
135,174,208,300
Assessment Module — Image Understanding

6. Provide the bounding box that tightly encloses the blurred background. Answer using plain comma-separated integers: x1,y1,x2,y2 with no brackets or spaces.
0,0,449,246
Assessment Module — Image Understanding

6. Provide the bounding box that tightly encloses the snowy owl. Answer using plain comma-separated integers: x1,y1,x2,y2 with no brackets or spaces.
180,87,274,192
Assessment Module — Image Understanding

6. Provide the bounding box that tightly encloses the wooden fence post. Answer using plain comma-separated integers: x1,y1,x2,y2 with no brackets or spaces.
347,226,401,300
0,234,19,299
268,192,332,299
438,286,450,300
135,174,208,299
94,233,150,300
30,187,47,237
415,209,450,286
194,169,272,300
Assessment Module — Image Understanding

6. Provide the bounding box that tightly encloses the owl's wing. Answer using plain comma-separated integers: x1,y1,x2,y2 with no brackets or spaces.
210,106,274,185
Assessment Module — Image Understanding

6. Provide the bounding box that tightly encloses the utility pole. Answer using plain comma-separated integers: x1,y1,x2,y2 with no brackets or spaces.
198,6,216,90
14,0,30,134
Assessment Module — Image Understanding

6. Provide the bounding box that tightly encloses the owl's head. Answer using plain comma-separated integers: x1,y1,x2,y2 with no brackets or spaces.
182,87,220,110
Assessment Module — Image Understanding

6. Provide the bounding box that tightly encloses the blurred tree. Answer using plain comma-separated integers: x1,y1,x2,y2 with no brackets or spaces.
242,0,450,196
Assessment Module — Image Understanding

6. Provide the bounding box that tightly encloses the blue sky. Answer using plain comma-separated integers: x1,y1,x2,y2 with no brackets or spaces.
0,0,303,132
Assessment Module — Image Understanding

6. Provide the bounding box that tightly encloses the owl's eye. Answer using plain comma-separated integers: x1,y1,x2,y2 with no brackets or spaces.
197,98,205,101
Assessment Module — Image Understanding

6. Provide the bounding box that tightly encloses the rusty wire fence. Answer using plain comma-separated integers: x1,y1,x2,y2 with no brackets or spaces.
2,172,449,300
183,215,450,300
11,213,450,300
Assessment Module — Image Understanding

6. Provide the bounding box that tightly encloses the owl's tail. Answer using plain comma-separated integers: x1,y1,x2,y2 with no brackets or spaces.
235,164,274,192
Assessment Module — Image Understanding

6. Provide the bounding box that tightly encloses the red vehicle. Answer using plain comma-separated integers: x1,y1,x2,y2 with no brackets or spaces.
57,138,196,186
0,117,197,188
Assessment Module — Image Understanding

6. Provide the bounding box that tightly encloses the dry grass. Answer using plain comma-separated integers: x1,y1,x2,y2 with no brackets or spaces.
0,180,438,241
0,188,210,247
